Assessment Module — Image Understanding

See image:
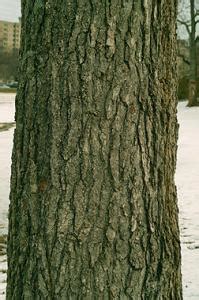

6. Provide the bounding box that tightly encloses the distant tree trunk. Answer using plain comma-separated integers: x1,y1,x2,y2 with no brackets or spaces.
7,1,182,299
188,0,198,106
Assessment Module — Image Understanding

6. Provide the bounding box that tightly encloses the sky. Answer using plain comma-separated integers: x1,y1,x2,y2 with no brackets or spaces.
178,0,199,39
0,0,21,22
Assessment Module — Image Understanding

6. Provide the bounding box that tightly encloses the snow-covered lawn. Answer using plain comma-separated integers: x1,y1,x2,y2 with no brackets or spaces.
0,255,6,298
0,96,198,298
176,101,199,299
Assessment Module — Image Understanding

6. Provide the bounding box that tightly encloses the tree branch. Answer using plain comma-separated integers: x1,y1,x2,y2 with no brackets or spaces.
177,53,190,65
194,10,199,18
177,19,191,36
195,19,199,25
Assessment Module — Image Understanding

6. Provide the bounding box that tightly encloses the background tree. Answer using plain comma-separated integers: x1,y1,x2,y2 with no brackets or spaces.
7,1,182,299
178,0,199,106
0,51,19,82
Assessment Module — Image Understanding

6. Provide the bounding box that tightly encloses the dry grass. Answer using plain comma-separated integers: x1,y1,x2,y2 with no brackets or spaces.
0,235,6,256
0,123,15,132
0,88,16,93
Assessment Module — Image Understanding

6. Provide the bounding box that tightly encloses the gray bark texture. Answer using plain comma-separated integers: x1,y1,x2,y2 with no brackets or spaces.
7,0,182,299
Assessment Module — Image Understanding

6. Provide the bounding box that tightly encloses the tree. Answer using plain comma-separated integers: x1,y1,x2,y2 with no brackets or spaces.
178,0,199,106
0,51,19,82
7,1,182,299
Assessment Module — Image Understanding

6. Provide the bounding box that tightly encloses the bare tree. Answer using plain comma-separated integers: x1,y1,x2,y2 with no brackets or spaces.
178,0,199,106
0,51,19,81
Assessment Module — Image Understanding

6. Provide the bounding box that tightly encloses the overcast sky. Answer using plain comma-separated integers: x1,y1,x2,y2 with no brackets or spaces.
0,0,21,22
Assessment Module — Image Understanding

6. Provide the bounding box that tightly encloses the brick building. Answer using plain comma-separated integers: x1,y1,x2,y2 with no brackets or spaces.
0,19,21,53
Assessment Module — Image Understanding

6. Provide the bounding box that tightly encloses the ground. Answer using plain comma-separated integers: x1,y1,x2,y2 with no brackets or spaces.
0,94,198,299
176,102,199,299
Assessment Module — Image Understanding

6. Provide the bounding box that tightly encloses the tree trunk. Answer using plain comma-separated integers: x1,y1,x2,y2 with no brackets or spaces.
7,1,182,299
188,0,198,106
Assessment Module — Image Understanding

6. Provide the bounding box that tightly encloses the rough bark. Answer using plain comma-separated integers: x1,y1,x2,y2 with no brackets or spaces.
7,1,182,299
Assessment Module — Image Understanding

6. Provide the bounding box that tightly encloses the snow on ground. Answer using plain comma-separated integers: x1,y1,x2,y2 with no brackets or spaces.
0,129,13,235
0,94,15,123
0,96,198,298
0,94,14,299
176,101,199,299
0,255,6,299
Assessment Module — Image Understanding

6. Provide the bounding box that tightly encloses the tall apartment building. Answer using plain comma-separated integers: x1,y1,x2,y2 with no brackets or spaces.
0,19,21,53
